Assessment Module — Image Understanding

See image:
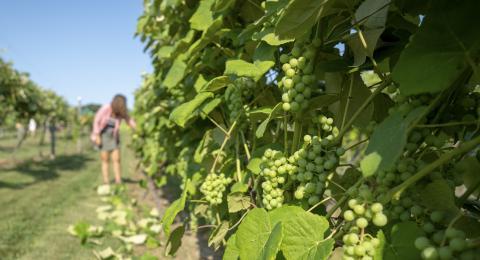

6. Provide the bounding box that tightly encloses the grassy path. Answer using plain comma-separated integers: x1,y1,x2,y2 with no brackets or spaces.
0,133,134,259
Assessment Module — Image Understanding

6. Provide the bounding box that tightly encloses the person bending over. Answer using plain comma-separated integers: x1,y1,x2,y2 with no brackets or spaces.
91,94,135,184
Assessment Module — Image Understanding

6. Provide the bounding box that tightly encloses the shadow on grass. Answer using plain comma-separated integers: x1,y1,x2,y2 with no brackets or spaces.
0,154,93,189
154,174,223,260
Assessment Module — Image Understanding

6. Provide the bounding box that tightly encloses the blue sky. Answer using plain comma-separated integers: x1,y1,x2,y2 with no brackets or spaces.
0,0,151,108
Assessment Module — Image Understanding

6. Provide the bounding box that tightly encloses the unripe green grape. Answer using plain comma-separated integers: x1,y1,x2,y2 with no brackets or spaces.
304,171,313,180
432,231,445,244
345,245,355,256
336,147,345,156
444,228,458,239
370,203,383,213
303,87,312,98
415,237,431,250
295,82,305,92
354,245,366,256
294,189,305,199
430,211,444,223
438,247,452,260
292,74,302,83
295,94,305,103
353,205,366,215
282,102,291,111
290,101,300,111
308,195,320,205
280,54,289,63
324,160,335,170
344,210,355,221
282,63,291,72
449,238,466,251
372,213,388,227
303,65,313,74
286,68,296,77
284,78,294,89
289,58,298,68
297,56,306,68
356,217,368,228
348,199,358,209
291,47,301,57
422,247,439,260
270,198,278,207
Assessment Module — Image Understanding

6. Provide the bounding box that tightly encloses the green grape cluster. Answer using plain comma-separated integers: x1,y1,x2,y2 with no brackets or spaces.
260,149,296,210
289,134,343,206
278,41,318,113
200,173,232,205
342,199,388,260
415,221,475,260
224,77,254,126
308,114,340,137
441,87,480,125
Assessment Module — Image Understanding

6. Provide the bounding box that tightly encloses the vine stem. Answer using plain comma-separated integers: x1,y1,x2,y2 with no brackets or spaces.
240,131,251,160
284,112,288,154
333,80,390,145
307,197,333,212
291,119,302,155
407,93,445,133
326,179,363,219
345,138,368,151
340,76,354,130
415,120,479,128
382,135,480,203
210,120,237,173
228,209,250,231
235,134,242,182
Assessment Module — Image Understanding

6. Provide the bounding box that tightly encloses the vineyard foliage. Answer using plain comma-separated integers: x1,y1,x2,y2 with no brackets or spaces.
133,0,480,259
0,58,69,126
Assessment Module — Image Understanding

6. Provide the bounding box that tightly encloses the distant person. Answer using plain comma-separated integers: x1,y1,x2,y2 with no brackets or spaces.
48,116,57,159
28,118,37,137
15,122,26,150
91,94,136,184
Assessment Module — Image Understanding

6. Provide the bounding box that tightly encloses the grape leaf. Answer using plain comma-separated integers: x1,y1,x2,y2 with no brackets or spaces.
246,158,262,175
420,179,458,213
201,76,231,92
269,206,305,227
383,222,424,260
227,193,251,213
170,92,214,127
166,225,185,256
163,56,187,89
256,103,282,138
360,111,404,177
280,210,333,260
375,230,385,260
392,0,480,95
260,223,283,260
208,221,229,250
275,0,329,39
336,73,373,128
189,0,215,31
236,208,272,260
161,183,188,237
224,234,240,260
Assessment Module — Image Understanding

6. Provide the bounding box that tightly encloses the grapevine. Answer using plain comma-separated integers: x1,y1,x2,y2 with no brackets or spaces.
131,0,480,259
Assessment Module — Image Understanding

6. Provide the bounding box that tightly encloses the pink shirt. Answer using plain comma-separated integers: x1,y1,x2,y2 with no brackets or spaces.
90,104,136,142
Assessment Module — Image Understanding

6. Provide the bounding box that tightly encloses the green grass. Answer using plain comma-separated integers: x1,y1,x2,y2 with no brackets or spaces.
0,131,135,259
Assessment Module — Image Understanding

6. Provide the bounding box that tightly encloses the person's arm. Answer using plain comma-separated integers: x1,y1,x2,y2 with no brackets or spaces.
126,116,136,129
91,105,107,144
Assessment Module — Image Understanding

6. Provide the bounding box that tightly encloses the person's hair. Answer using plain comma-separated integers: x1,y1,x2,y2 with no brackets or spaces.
111,94,128,119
